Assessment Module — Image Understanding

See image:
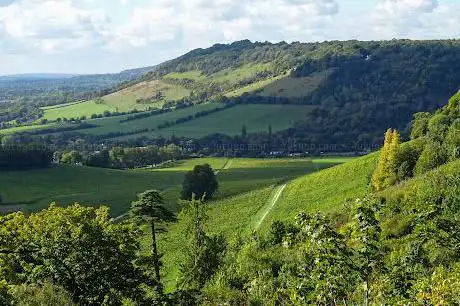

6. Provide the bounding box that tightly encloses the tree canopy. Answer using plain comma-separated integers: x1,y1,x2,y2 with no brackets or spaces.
181,164,219,201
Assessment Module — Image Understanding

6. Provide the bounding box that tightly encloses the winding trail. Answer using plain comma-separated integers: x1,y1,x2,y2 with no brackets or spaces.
254,183,287,230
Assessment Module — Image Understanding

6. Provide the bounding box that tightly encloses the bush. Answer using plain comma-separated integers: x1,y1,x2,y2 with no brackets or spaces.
10,283,75,306
415,141,448,175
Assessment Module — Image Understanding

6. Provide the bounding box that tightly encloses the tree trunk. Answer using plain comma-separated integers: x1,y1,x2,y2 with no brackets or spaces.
365,278,369,306
151,220,161,283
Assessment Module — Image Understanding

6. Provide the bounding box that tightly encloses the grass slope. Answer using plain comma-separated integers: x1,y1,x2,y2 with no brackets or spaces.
155,156,354,289
102,80,190,112
42,100,114,121
261,153,377,230
258,70,332,98
40,80,190,121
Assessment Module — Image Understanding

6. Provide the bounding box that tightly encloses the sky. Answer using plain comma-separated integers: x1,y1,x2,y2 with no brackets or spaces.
0,0,459,75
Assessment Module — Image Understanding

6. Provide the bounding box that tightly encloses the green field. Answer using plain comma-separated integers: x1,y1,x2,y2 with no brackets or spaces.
258,70,332,98
0,157,351,218
226,75,285,97
42,100,114,121
84,103,221,136
211,63,273,84
0,123,55,135
164,70,205,81
41,100,86,110
0,104,222,136
102,80,190,112
115,104,313,140
2,62,323,138
8,103,313,139
39,79,190,121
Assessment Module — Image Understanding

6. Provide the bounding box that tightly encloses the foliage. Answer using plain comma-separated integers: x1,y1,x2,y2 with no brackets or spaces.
8,282,75,306
181,164,218,201
0,204,157,305
371,129,400,191
415,140,448,175
130,190,175,289
178,199,227,291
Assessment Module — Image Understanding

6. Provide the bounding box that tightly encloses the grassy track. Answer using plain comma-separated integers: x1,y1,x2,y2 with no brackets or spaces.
253,183,287,230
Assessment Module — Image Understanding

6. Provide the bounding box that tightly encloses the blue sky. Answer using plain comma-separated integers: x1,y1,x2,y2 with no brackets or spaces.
0,0,459,74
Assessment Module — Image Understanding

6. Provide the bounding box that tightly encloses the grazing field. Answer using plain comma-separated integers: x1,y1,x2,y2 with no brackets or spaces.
0,166,182,216
225,75,285,97
84,103,222,136
211,63,273,84
41,100,86,110
102,80,190,112
114,104,313,140
0,157,351,218
164,70,205,81
0,123,54,135
42,100,114,121
39,80,190,121
0,104,223,136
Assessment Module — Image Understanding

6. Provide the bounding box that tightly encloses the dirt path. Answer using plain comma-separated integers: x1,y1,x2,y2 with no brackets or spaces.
223,159,233,170
254,183,287,230
215,158,233,175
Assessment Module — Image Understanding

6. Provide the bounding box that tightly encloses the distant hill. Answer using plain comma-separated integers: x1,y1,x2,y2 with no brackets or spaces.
0,73,78,81
5,39,460,150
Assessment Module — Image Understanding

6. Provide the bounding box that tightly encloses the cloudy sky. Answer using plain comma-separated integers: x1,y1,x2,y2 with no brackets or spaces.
0,0,459,75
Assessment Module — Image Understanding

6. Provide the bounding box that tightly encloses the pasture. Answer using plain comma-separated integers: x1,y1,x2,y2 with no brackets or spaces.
0,157,351,218
41,100,114,121
102,80,190,112
114,104,313,140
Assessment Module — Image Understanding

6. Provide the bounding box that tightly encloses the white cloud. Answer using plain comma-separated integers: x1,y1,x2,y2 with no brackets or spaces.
0,0,110,53
2,0,460,74
369,0,460,39
111,0,340,50
376,0,438,15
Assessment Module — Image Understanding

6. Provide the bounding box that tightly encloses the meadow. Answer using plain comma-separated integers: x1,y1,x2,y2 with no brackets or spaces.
41,100,114,121
114,104,313,140
2,103,313,140
0,157,349,218
38,79,190,121
101,80,190,112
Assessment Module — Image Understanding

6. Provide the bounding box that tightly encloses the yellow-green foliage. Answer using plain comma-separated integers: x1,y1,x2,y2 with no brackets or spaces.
372,129,400,191
414,264,460,305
